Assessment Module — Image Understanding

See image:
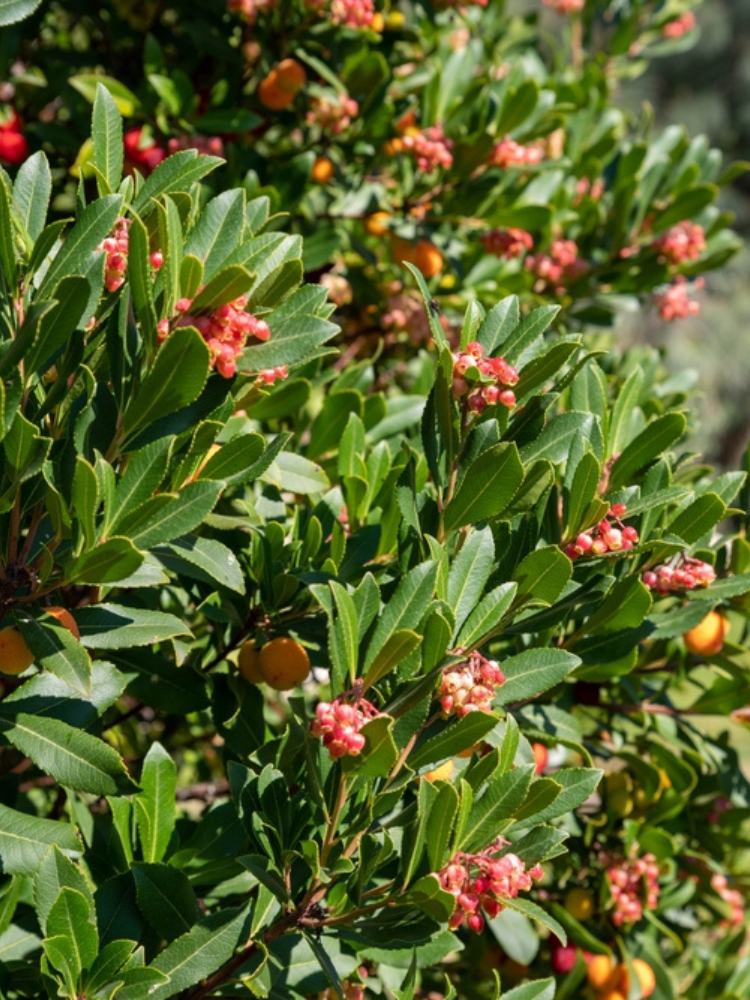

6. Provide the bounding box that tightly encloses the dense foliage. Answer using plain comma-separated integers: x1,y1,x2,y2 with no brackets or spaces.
0,2,749,1000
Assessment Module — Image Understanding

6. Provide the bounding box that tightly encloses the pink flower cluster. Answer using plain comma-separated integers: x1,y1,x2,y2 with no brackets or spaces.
167,134,225,158
574,177,605,202
382,290,433,344
99,217,131,293
490,136,544,169
654,276,703,321
543,0,585,12
711,873,745,928
124,127,166,174
401,125,454,173
481,227,534,259
653,221,706,265
526,239,588,293
311,695,381,759
258,365,289,385
564,504,638,560
642,556,716,594
606,853,660,926
330,0,375,28
158,295,271,379
662,10,696,38
439,651,505,718
227,0,275,21
306,94,359,135
451,341,519,413
439,838,544,932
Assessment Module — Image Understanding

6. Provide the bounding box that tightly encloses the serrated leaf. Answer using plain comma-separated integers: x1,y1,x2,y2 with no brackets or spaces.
0,804,80,875
495,649,580,706
135,743,176,864
75,603,191,649
0,711,137,795
91,83,123,194
444,444,524,531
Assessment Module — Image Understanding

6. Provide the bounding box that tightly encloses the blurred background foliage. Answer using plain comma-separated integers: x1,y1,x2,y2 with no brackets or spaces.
618,0,750,465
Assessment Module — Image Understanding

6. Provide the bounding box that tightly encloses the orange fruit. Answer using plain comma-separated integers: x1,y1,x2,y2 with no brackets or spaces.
276,58,306,92
258,637,310,690
311,157,334,184
365,211,391,237
598,992,626,1000
586,954,619,991
371,11,384,31
47,607,80,640
0,627,34,676
258,59,306,111
622,959,656,998
565,887,594,921
413,239,444,278
531,742,548,774
238,640,265,683
684,610,729,656
425,760,454,782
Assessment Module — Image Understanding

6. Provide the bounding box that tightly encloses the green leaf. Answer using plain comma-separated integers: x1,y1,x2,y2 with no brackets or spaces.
185,189,246,280
91,83,123,194
158,537,245,594
457,582,517,648
607,367,643,457
135,742,176,864
489,908,538,965
520,412,597,466
515,768,601,825
133,150,224,215
39,194,122,297
67,537,144,585
34,847,93,934
447,527,495,638
462,765,534,851
145,905,250,999
495,649,580,706
132,863,199,939
327,581,359,689
75,603,191,649
16,615,92,695
425,782,459,871
513,547,572,604
477,296,519,353
444,444,524,531
199,433,265,483
261,451,329,494
124,327,210,440
13,151,51,242
0,804,80,876
667,493,727,544
406,874,456,923
109,437,172,529
0,0,41,24
69,74,140,115
46,887,98,978
410,712,499,769
0,711,137,795
130,481,223,549
500,978,555,1000
564,451,600,537
350,714,398,778
365,561,437,668
609,413,687,488
364,629,422,690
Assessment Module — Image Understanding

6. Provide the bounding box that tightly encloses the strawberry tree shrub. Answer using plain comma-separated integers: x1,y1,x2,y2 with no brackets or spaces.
0,91,748,999
0,4,748,1000
0,0,744,342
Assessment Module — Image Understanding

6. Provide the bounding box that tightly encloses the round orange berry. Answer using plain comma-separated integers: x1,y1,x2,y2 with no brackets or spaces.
684,610,729,656
586,954,619,991
311,157,334,184
258,637,310,690
0,627,34,676
365,211,391,237
237,640,265,684
47,607,80,640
